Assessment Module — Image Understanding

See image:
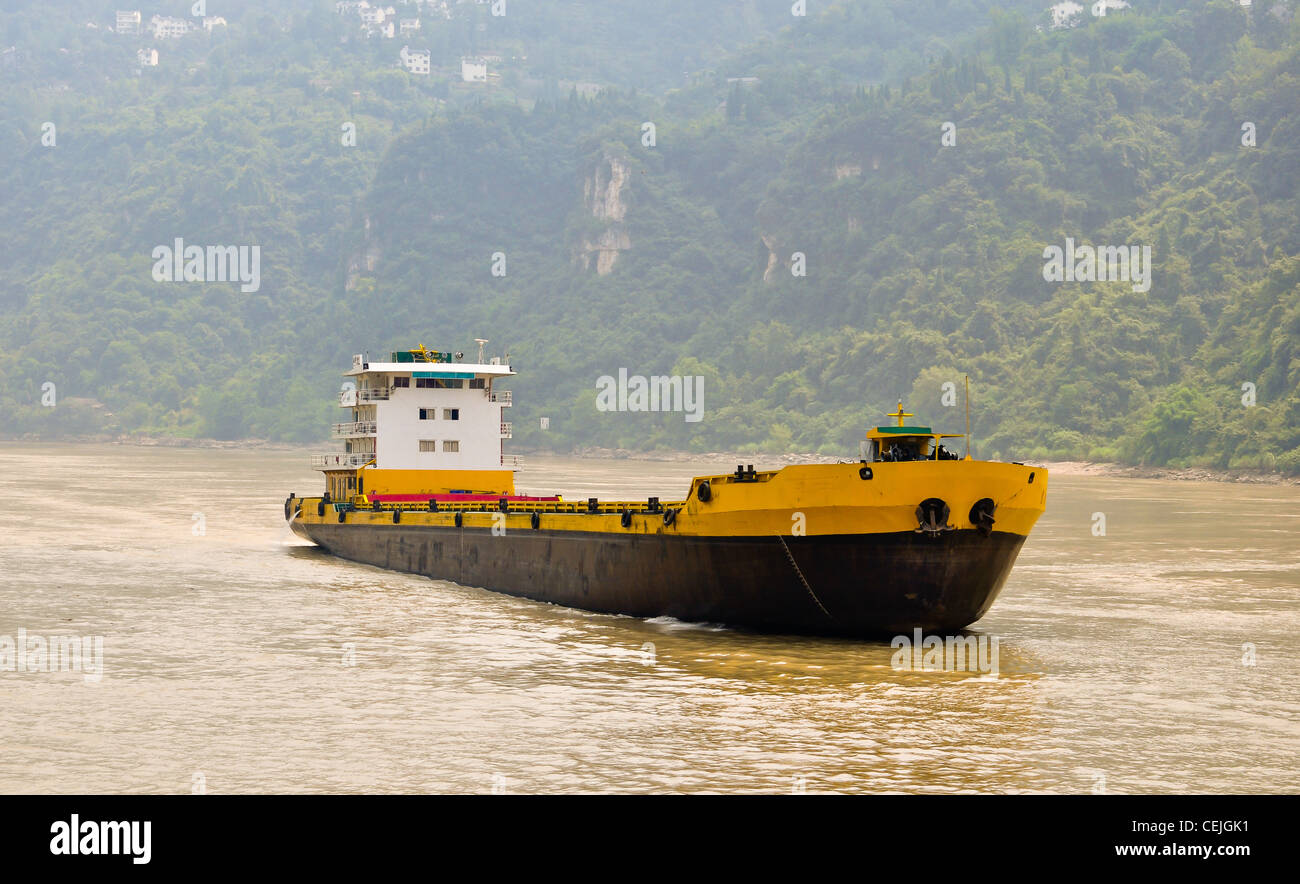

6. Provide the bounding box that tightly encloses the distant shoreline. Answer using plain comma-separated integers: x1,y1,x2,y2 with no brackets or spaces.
1,435,1294,485
556,447,1297,485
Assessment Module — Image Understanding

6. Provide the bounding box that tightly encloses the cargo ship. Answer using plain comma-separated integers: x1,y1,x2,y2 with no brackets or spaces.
286,345,1047,635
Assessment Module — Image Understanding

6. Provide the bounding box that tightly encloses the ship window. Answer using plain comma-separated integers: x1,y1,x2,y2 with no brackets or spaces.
469,378,486,389
419,440,438,452
415,378,434,388
443,440,460,453
347,478,356,489
418,408,436,420
443,408,459,421
392,376,410,388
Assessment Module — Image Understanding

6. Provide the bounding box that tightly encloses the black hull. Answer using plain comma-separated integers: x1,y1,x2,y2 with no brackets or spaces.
293,521,1027,635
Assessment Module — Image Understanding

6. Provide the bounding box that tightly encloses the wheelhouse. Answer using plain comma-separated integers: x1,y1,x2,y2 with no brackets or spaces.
861,402,966,463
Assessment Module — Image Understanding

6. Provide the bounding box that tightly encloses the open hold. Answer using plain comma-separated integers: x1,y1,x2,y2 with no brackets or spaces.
969,498,996,537
915,498,952,535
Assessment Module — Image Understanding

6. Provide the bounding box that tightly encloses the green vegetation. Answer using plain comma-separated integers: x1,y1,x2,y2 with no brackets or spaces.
1,1,1298,473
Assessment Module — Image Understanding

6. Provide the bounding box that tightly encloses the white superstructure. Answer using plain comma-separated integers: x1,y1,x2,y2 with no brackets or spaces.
314,347,514,473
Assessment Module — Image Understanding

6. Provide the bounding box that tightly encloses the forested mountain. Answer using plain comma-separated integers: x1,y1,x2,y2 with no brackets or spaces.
2,0,1298,473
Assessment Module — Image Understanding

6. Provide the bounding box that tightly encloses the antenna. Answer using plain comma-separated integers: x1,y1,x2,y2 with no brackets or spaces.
964,375,971,460
887,400,913,427
474,338,488,364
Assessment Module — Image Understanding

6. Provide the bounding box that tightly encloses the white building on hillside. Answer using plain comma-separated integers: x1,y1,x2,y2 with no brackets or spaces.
1091,0,1130,16
401,46,430,75
203,17,227,32
460,57,487,83
150,15,192,39
115,11,141,35
1048,1,1084,29
400,18,421,35
137,47,158,66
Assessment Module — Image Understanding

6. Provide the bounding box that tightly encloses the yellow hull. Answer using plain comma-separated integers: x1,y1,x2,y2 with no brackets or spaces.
295,460,1046,539
286,460,1046,635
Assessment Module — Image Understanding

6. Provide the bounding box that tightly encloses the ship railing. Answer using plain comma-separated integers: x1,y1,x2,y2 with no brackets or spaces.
501,454,524,470
499,421,512,439
344,498,688,515
489,390,512,406
339,388,390,407
332,421,377,438
310,453,373,469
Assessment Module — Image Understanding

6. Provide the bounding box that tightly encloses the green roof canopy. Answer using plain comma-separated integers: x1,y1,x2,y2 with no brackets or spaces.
874,425,933,434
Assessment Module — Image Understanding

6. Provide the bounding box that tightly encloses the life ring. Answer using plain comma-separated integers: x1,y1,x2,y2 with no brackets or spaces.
317,501,325,517
621,509,632,528
454,512,463,528
859,466,873,480
663,508,677,526
696,480,712,502
392,510,401,524
337,510,346,523
531,512,540,530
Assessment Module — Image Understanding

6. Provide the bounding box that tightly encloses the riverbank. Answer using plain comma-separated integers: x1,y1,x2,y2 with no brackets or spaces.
558,446,1298,485
0,433,303,451
2,435,1294,484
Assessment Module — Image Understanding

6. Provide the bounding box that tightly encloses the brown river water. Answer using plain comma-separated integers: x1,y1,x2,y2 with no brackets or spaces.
1,443,1297,794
